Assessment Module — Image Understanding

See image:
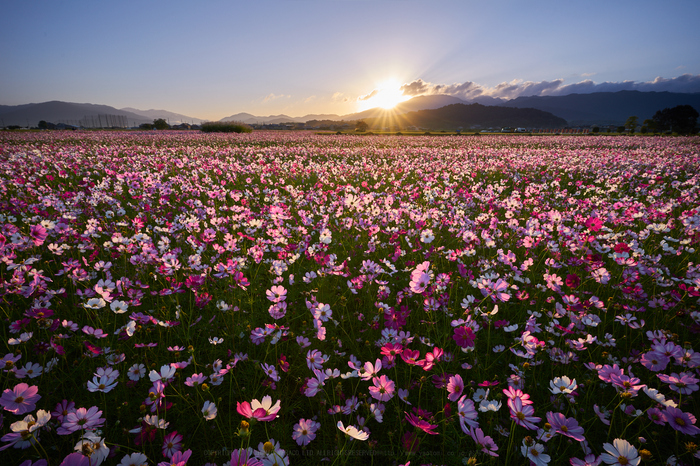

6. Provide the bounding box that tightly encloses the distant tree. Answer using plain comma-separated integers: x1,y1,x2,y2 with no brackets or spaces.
139,123,155,130
153,118,170,130
591,126,600,133
624,116,638,134
652,105,699,134
616,126,625,134
642,119,656,134
38,120,49,130
355,120,368,132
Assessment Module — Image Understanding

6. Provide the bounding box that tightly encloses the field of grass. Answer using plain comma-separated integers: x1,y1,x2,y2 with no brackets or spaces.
1,131,699,466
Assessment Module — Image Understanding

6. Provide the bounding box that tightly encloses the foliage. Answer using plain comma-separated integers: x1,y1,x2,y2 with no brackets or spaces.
153,118,170,130
0,131,699,466
355,120,368,132
653,105,700,135
200,121,253,133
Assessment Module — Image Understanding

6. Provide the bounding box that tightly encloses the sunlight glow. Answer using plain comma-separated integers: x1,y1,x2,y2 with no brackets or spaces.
357,80,411,112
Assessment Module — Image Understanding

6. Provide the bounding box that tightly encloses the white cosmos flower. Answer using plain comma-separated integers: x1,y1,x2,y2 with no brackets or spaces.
337,421,369,440
84,298,107,309
110,300,128,314
202,400,217,421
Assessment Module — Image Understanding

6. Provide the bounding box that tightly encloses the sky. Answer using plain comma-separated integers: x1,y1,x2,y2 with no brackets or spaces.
2,0,700,121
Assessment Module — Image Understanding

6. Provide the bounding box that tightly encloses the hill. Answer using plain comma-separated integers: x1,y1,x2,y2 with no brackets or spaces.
500,90,700,125
365,103,567,131
0,101,155,128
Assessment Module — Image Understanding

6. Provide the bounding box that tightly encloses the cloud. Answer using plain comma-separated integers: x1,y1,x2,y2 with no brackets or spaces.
304,95,317,103
262,93,290,103
398,74,700,101
358,89,379,101
332,92,350,102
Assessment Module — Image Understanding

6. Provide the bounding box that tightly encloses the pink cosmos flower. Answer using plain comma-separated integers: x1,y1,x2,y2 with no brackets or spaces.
157,449,191,466
585,217,603,232
306,349,327,370
292,418,321,446
508,397,540,430
30,224,48,246
369,375,395,402
236,395,281,421
59,453,91,466
52,400,76,423
59,406,105,434
360,358,382,381
663,406,700,435
162,431,183,459
469,426,498,456
0,382,40,415
503,387,532,405
447,374,464,402
657,372,699,394
230,448,262,466
570,454,602,466
266,285,287,303
639,351,669,372
453,326,475,348
457,395,479,433
421,346,443,371
546,411,585,441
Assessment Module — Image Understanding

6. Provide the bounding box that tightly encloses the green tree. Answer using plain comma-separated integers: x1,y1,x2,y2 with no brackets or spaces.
652,105,699,134
624,116,638,134
642,119,656,134
355,120,368,132
153,118,170,130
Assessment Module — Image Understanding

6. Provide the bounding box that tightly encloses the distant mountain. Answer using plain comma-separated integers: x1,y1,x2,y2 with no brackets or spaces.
121,107,205,125
220,95,473,125
0,101,154,127
220,112,341,125
500,90,700,125
366,103,567,130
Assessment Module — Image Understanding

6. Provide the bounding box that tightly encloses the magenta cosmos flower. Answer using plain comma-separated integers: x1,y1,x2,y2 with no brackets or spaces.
236,395,281,421
1,383,40,415
405,412,439,435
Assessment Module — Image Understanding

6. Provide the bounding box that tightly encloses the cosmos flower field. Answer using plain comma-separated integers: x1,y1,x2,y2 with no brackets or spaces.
1,130,700,466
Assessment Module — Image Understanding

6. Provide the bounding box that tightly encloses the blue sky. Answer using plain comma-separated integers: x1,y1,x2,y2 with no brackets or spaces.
2,0,699,120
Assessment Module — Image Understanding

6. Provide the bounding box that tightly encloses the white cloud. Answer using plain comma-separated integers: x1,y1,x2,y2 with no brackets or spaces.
399,74,700,100
262,93,290,103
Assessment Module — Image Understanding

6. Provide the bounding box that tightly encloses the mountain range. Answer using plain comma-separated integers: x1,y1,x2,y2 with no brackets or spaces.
2,90,699,128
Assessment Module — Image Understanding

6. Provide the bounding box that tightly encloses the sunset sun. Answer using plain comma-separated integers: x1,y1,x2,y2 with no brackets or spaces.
357,80,411,112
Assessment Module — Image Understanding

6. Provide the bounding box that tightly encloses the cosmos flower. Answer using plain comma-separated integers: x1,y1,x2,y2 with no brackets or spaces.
405,412,439,435
292,418,321,446
546,411,585,442
0,383,40,415
599,439,640,466
369,375,395,402
201,400,217,421
237,396,281,421
663,406,700,435
337,421,369,441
